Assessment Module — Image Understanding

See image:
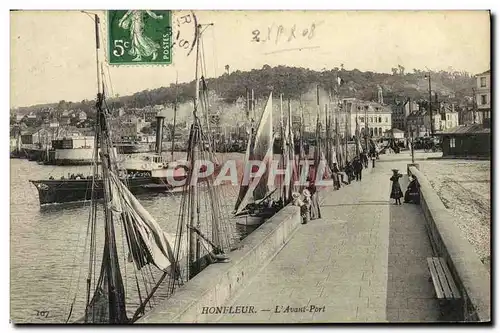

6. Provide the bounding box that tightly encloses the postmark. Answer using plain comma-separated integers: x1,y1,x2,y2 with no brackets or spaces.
107,10,172,65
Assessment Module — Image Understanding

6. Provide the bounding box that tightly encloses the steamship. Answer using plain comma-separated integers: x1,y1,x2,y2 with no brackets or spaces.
29,114,186,206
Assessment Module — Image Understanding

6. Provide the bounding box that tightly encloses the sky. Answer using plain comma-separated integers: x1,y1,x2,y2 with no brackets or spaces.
10,10,490,108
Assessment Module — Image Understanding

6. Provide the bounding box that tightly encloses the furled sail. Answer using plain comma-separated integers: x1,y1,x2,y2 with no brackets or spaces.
284,102,298,201
108,171,180,275
234,93,274,215
233,128,254,212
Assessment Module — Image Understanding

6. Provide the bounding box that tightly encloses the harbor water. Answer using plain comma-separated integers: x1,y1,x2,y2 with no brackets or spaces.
10,153,252,323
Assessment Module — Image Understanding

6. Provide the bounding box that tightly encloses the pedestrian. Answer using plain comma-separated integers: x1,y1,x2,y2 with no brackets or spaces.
331,162,341,190
305,178,321,220
371,152,376,168
362,152,369,168
390,169,403,205
353,157,363,181
345,161,354,184
292,192,308,224
404,175,420,204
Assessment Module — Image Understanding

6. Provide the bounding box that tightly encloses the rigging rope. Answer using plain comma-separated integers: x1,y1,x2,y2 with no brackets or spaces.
211,27,218,82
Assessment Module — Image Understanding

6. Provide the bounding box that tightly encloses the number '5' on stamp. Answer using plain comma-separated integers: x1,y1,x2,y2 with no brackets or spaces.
108,10,172,65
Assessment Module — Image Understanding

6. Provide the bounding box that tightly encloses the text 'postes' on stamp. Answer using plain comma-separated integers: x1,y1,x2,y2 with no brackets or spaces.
108,10,172,65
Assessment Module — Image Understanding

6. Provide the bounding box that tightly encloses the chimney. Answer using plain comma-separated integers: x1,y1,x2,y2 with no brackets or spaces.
155,113,165,154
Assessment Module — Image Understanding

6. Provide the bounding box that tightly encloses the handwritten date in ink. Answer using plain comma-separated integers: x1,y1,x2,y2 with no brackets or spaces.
35,310,50,318
252,22,323,44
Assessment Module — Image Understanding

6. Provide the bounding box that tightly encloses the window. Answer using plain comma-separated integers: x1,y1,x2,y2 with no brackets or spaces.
360,117,364,123
378,117,382,123
481,94,487,105
385,117,388,123
446,114,450,120
379,127,382,136
480,77,487,87
370,117,373,123
450,138,455,148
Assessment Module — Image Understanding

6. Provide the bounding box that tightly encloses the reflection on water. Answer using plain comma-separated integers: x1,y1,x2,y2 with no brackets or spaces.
10,156,253,323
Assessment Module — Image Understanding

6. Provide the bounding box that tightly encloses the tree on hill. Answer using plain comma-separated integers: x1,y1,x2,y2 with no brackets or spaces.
17,66,475,114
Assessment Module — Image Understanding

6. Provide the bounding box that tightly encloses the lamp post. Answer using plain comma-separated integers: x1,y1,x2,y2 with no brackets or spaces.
364,105,368,154
424,73,434,136
472,87,477,124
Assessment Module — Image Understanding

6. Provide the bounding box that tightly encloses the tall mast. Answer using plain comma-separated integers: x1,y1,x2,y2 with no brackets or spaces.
92,13,127,323
325,103,329,166
279,94,285,201
299,96,305,160
246,88,250,121
315,85,321,167
171,72,179,161
251,89,255,123
345,103,349,162
188,23,201,279
188,21,213,278
287,98,294,201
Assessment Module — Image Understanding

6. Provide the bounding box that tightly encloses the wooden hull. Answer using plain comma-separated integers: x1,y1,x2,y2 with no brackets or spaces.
234,215,265,226
29,177,167,205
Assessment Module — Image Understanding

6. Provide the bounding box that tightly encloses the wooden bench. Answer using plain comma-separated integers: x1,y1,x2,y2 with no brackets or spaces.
427,257,461,299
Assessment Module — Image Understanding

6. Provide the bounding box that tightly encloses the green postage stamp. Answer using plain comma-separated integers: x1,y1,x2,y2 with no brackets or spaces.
107,10,172,65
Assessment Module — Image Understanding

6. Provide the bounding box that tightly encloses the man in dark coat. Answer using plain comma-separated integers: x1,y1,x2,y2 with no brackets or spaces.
353,156,363,181
345,161,354,184
361,152,369,168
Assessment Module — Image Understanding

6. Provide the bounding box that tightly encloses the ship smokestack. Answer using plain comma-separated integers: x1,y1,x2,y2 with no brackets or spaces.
155,114,165,154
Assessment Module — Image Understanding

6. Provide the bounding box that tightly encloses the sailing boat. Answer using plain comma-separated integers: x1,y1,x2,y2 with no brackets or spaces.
65,14,238,324
233,92,279,226
63,14,182,324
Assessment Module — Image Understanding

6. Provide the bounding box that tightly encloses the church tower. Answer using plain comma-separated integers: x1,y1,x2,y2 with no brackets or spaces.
377,85,384,105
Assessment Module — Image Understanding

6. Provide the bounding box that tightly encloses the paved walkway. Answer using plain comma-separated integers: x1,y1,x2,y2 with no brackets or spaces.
213,156,441,323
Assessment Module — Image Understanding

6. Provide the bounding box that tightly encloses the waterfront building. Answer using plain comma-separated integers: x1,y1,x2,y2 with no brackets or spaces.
346,100,392,139
436,122,491,158
406,110,440,137
21,127,51,145
437,103,460,132
474,69,491,124
391,99,419,131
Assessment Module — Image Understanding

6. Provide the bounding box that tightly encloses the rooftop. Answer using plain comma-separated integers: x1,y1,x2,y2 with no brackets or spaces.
436,123,490,135
475,69,491,76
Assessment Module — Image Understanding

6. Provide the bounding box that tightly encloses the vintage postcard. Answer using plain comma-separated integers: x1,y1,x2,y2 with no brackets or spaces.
10,10,491,324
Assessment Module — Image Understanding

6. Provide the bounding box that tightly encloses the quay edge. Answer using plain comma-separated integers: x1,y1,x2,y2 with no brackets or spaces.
409,165,490,322
137,205,302,323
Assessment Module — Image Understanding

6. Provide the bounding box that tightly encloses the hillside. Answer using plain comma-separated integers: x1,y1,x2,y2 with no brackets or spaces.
12,66,475,116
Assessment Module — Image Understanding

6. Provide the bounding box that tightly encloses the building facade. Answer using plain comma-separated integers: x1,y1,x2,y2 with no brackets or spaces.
436,103,459,132
475,69,491,122
348,100,392,139
406,110,441,137
437,123,490,158
391,99,419,131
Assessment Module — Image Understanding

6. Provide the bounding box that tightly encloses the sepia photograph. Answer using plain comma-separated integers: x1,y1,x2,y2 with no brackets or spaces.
9,8,491,325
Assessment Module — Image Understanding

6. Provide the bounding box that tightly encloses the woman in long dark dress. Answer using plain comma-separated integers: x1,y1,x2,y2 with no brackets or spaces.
305,178,321,220
404,175,420,204
390,169,403,205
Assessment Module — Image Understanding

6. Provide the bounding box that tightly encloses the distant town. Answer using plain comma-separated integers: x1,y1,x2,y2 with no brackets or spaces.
9,66,491,164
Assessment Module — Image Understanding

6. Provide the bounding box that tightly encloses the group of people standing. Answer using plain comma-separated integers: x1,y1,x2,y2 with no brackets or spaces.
330,150,377,190
390,169,421,205
292,149,378,224
292,177,321,224
290,144,422,224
